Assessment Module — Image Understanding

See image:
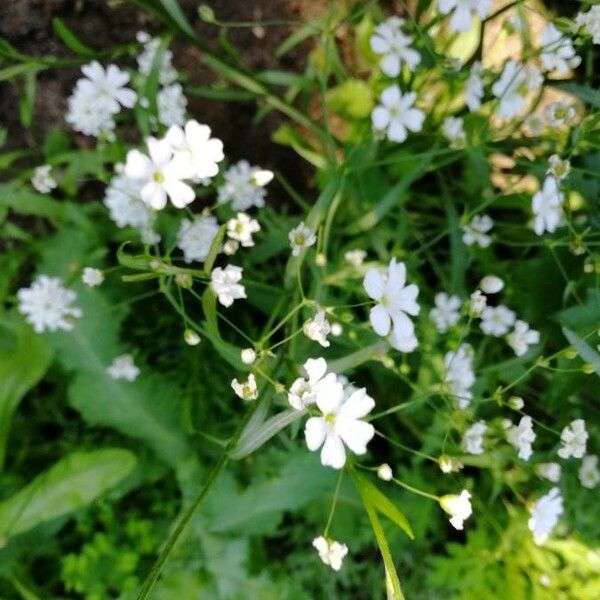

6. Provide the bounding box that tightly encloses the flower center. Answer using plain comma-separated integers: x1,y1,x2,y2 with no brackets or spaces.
153,171,165,184
325,413,336,425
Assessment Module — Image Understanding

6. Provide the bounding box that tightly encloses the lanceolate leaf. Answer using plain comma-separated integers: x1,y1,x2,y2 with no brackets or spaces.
562,328,600,377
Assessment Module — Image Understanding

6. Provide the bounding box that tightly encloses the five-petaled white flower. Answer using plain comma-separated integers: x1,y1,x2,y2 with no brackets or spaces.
18,275,82,333
438,0,492,33
312,536,348,571
227,213,260,247
579,455,600,489
430,292,461,333
289,222,316,256
369,16,421,77
532,176,564,235
558,419,588,459
540,24,580,75
210,265,246,307
506,415,536,461
547,155,570,181
507,320,540,356
528,487,563,544
231,373,258,401
31,165,57,194
303,311,332,347
304,378,375,469
545,101,576,128
82,267,104,287
439,490,473,530
492,60,543,119
480,305,516,337
462,420,486,455
462,214,493,247
536,462,561,483
364,258,420,352
125,137,194,209
106,354,140,381
372,86,425,143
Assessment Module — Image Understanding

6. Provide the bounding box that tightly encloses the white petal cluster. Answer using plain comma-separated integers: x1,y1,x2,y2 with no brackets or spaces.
430,292,461,333
492,60,542,119
177,215,220,263
210,265,246,307
312,536,348,571
218,160,273,210
575,6,600,44
558,419,588,459
344,249,366,267
369,16,421,77
540,24,580,75
372,86,425,143
462,214,493,247
545,101,576,128
465,62,484,111
31,165,57,194
579,455,600,489
480,305,516,337
442,116,466,148
528,487,563,544
364,258,420,352
288,358,336,411
303,310,332,347
438,0,492,33
82,267,104,287
157,83,188,127
231,373,258,401
289,222,316,256
106,354,140,381
506,415,536,461
536,462,561,483
469,289,487,316
227,213,260,248
136,31,178,85
444,344,475,409
462,420,486,455
506,320,540,356
439,490,472,530
17,275,81,333
532,177,564,235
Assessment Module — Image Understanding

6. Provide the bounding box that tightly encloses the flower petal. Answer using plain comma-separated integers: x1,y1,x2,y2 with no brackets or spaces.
320,431,346,469
305,417,327,451
364,268,385,300
340,388,375,419
335,416,375,455
370,304,391,336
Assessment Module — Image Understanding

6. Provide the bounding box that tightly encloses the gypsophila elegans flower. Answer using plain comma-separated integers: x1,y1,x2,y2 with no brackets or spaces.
528,487,563,544
218,160,273,210
506,320,540,357
210,265,246,307
289,222,316,256
344,249,366,267
312,537,348,571
303,310,332,347
532,177,564,235
227,213,260,247
575,5,600,44
462,420,487,455
540,23,580,75
372,86,425,143
82,267,104,287
106,354,140,381
558,419,588,459
492,60,543,119
157,83,188,127
18,275,82,333
288,358,337,411
136,31,178,84
480,305,516,337
231,373,258,401
462,214,493,247
444,344,475,409
438,0,492,33
442,116,466,148
536,462,561,483
547,155,571,181
369,16,421,77
578,455,600,489
31,165,57,194
465,61,484,111
545,101,576,128
439,490,473,530
430,292,461,333
506,415,536,461
177,216,220,263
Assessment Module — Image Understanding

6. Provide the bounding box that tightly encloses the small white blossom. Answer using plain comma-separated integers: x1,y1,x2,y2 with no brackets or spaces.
547,155,571,181
579,455,600,489
312,537,348,571
241,348,256,365
442,116,466,148
575,6,600,44
106,354,140,381
439,455,464,474
227,213,260,247
364,258,420,352
479,276,503,294
540,24,580,75
31,165,57,194
377,463,393,481
545,101,576,128
157,83,187,127
82,267,104,287
506,415,536,461
439,490,473,530
528,487,563,544
344,249,367,267
289,222,316,256
303,311,332,347
136,31,178,85
532,177,564,235
480,305,516,337
218,160,273,210
536,462,561,483
372,86,425,143
465,61,484,111
103,174,155,236
469,289,487,315
177,216,220,263
288,358,336,411
462,214,493,247
438,0,492,32
492,60,543,119
462,421,486,455
507,320,540,357
18,275,81,333
66,87,116,138
210,265,246,307
558,419,588,459
430,292,461,333
231,373,258,401
444,344,475,408
369,16,421,77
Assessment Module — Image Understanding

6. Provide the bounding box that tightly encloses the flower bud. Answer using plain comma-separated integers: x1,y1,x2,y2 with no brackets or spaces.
241,348,256,365
184,329,201,346
377,463,393,481
479,275,504,294
175,273,193,289
508,395,524,410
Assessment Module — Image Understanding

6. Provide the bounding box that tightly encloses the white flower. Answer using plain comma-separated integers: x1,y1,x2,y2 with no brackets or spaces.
532,177,564,235
344,249,366,267
166,119,224,181
210,265,246,307
558,419,588,459
377,463,393,481
469,289,487,315
104,174,154,231
442,116,466,148
241,348,256,365
492,60,542,119
369,16,421,77
217,160,273,210
480,305,516,337
31,165,57,194
312,537,348,571
106,354,140,381
536,462,561,483
288,357,337,410
439,455,464,474
304,382,375,469
136,31,178,85
372,86,425,143
289,222,316,256
462,214,493,247
177,216,220,263
540,24,580,75
575,6,600,44
66,87,116,138
227,213,260,247
444,344,475,409
547,155,571,181
82,267,104,287
231,373,258,401
438,0,492,33
17,275,82,333
430,292,461,333
579,455,600,489
462,420,486,455
124,137,194,210
479,275,503,294
439,490,472,530
303,311,332,347
528,487,563,544
507,320,540,356
506,415,536,461
157,83,188,127
465,62,484,111
364,258,420,352
545,101,576,128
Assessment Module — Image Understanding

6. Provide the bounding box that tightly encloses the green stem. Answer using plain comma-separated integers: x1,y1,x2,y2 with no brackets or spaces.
323,470,344,537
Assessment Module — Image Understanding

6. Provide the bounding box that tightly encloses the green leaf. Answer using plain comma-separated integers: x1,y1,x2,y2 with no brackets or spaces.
19,69,37,129
158,0,197,39
52,18,96,57
0,449,136,538
276,22,318,57
327,343,386,374
562,328,600,377
0,312,53,470
203,224,225,274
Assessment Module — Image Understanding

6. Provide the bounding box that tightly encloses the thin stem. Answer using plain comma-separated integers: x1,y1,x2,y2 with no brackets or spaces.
323,470,344,537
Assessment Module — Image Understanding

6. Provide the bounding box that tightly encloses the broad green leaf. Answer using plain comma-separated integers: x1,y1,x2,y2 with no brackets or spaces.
52,17,97,57
562,328,600,377
0,449,136,538
0,312,53,470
